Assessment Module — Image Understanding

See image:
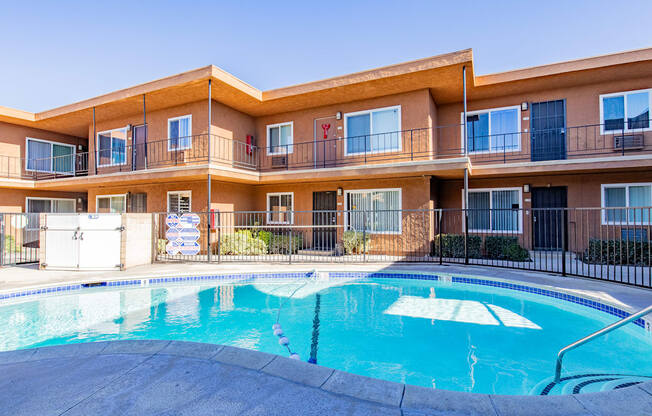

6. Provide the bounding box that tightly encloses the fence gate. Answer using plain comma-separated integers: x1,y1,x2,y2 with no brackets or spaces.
0,213,40,265
43,213,123,270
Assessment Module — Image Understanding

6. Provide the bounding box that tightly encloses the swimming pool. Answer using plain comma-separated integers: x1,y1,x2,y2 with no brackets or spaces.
1,271,650,395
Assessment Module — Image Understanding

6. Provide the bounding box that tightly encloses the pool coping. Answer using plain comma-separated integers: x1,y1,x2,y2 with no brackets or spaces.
1,340,651,415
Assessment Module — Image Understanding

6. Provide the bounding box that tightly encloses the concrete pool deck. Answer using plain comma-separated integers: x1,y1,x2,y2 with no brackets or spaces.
0,340,650,416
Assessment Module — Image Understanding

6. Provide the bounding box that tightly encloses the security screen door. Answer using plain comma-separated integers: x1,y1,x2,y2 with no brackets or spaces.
531,100,567,161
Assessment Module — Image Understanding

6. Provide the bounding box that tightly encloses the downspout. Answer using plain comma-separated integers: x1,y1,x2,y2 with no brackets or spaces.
207,79,212,263
92,107,97,175
143,94,147,169
462,66,469,265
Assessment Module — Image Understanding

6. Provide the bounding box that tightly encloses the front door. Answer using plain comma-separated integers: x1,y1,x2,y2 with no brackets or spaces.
312,191,337,250
532,187,567,250
314,117,338,168
133,125,147,170
531,100,566,161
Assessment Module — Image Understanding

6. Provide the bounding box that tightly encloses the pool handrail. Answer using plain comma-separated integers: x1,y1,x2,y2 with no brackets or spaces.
554,304,652,383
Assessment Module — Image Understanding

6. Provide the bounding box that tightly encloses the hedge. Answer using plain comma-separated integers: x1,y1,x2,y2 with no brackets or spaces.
485,236,530,262
432,234,482,259
581,239,650,265
255,230,302,254
220,230,268,255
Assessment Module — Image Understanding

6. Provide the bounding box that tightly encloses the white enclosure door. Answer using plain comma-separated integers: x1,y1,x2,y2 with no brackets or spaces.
44,214,80,269
77,214,122,270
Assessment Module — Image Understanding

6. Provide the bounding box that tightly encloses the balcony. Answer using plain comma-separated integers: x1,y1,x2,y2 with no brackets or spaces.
1,120,651,182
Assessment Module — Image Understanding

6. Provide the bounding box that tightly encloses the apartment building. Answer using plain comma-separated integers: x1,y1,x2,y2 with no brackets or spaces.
0,47,651,256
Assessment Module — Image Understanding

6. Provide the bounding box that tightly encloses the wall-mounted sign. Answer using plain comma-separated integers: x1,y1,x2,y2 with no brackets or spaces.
166,213,200,255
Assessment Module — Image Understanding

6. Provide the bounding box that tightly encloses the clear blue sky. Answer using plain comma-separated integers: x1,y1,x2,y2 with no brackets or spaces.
2,0,651,112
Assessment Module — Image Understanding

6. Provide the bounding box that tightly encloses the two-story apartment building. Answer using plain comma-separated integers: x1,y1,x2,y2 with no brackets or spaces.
0,47,651,258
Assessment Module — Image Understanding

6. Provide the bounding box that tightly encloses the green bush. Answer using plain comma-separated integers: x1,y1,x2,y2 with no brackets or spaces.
258,230,272,248
485,236,530,262
342,230,370,254
432,234,482,259
268,234,303,254
157,239,167,255
581,239,650,265
219,230,268,255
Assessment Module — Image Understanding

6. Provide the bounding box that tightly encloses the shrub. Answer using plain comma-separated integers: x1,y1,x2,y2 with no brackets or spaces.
432,234,482,259
258,230,272,248
581,239,650,265
342,230,370,254
157,239,167,255
268,234,303,254
219,230,267,255
485,236,530,262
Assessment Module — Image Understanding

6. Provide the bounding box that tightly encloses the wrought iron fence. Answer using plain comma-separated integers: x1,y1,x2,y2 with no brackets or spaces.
0,213,40,265
153,207,652,288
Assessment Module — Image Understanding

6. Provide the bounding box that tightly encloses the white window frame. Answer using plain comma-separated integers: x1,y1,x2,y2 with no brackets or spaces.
96,194,127,213
343,105,402,156
25,197,77,213
167,190,192,213
25,137,76,173
167,115,193,151
266,192,294,224
344,188,402,235
599,88,652,135
601,183,652,225
459,105,522,154
266,122,294,156
96,127,128,167
462,187,523,233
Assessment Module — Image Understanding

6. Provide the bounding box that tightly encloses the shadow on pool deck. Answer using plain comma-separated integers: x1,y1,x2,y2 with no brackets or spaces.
0,340,651,416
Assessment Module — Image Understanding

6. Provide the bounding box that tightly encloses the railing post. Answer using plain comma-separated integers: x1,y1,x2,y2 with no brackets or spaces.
621,125,626,156
286,144,289,170
216,210,221,264
410,130,414,161
323,139,326,169
438,209,443,265
363,210,367,263
559,208,567,276
288,224,292,264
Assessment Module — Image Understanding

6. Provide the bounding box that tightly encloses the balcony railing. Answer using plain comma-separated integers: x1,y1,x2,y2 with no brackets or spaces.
1,119,651,181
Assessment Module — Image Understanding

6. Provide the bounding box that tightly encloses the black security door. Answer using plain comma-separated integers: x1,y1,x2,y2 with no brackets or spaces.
531,100,566,161
532,186,567,250
312,191,337,250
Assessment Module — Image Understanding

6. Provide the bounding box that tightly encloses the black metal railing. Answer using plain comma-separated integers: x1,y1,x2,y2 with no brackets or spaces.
0,213,41,265
153,206,652,288
2,119,651,180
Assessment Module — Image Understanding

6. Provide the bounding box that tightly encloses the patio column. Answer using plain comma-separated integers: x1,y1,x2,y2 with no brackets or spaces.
207,79,212,262
92,107,97,175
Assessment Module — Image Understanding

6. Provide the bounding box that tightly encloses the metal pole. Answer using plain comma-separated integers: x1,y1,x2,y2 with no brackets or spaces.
207,79,212,263
561,208,567,276
363,210,367,263
463,65,468,157
143,94,147,169
92,107,97,175
464,167,469,265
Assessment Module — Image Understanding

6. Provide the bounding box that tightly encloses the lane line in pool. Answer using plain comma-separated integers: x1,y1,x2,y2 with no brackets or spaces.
308,293,321,364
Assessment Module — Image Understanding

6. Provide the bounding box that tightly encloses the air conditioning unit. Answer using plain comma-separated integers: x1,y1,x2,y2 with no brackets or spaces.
613,134,644,151
271,156,287,168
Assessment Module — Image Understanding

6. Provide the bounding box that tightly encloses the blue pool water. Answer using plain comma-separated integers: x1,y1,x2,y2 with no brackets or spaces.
1,273,651,395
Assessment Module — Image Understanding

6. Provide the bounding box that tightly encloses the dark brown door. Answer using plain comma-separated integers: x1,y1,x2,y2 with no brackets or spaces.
314,117,338,168
312,191,337,250
532,186,567,250
133,125,147,170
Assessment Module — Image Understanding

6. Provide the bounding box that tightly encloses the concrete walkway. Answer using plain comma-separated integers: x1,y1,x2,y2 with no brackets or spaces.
1,340,651,416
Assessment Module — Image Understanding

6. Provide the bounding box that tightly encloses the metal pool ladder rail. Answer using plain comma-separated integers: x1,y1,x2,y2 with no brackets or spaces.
554,304,652,383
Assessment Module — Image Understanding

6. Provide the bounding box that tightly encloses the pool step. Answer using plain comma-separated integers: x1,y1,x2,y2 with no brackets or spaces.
532,373,651,395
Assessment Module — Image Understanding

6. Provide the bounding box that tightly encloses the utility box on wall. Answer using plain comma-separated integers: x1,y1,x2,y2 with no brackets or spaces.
39,213,153,271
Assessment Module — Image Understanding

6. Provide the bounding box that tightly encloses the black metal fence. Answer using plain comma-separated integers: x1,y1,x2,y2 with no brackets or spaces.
154,207,652,288
0,213,40,265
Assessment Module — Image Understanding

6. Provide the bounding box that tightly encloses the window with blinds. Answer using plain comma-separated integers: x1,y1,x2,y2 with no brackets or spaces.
467,189,521,232
97,195,126,213
267,193,293,224
346,189,401,233
168,191,191,213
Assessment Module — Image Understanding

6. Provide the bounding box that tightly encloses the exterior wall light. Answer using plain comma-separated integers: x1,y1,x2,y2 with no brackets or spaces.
523,184,530,193
337,187,343,196
336,112,342,120
521,102,528,111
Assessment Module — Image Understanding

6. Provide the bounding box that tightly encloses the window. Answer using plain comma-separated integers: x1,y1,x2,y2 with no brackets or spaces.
97,128,127,166
97,195,126,213
168,115,192,151
267,122,293,155
344,106,401,155
167,191,191,213
25,138,75,173
267,192,293,224
600,89,651,133
461,106,521,153
26,197,75,213
464,188,522,233
602,183,652,224
345,189,401,234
